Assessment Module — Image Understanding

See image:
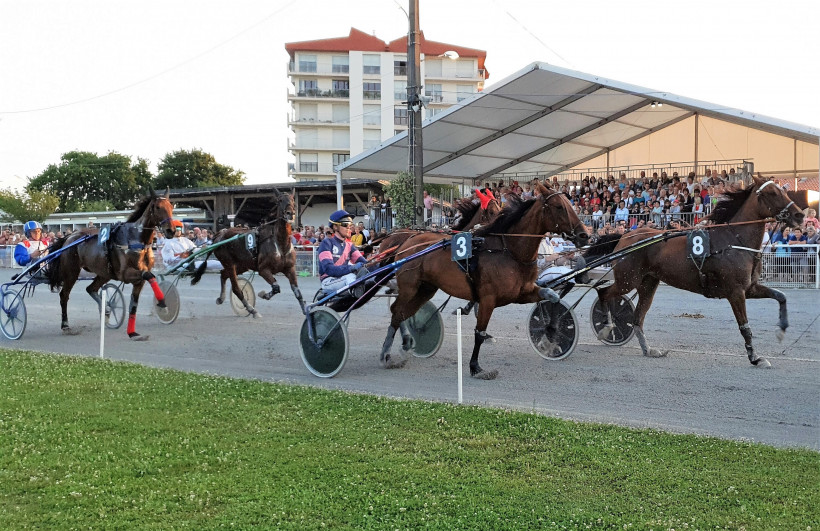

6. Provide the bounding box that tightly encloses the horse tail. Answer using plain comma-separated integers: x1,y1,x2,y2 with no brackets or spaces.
44,235,70,291
583,233,622,261
189,251,212,285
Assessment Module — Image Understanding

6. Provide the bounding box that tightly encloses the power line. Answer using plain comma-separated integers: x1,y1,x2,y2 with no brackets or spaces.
0,0,300,115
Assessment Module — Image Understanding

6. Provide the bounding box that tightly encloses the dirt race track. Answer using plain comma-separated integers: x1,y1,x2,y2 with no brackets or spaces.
4,273,818,450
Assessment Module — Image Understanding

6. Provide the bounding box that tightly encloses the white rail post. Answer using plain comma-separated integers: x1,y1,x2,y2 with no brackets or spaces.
99,288,106,359
457,308,463,404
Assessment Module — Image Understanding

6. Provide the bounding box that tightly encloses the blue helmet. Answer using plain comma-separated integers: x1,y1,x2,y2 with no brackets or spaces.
328,209,354,226
24,220,42,238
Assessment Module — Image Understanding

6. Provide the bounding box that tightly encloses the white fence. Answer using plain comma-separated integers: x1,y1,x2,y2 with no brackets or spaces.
2,244,818,288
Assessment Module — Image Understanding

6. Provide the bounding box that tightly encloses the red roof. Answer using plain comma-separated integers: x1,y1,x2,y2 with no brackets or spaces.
286,28,489,79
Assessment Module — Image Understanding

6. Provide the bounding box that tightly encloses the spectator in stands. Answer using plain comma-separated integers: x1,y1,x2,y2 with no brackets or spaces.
350,224,365,246
692,196,705,224
772,227,792,259
423,190,433,225
803,208,818,230
614,201,629,224
193,227,209,247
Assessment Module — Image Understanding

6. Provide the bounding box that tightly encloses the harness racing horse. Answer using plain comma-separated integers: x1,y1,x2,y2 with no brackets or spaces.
591,176,804,368
380,183,589,379
45,189,175,339
189,190,306,317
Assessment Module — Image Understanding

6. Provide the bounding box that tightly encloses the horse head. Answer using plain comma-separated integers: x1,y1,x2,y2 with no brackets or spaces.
150,192,176,238
536,183,589,246
267,192,296,225
752,175,804,228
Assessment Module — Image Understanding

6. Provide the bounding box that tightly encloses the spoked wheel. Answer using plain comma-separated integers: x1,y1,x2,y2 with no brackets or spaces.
404,301,444,358
101,283,126,329
527,299,579,360
230,277,256,316
155,281,180,325
590,295,635,346
0,289,27,340
299,307,349,378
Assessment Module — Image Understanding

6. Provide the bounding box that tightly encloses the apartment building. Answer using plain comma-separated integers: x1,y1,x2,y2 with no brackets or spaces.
286,28,488,181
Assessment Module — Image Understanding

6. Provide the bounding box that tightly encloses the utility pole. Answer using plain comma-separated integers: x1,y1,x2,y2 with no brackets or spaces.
407,0,423,225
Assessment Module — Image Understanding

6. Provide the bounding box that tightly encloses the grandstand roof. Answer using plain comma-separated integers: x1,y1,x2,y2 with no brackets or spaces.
337,62,819,183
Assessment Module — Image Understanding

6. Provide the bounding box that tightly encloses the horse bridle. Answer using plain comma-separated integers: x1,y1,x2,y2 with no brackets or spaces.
541,190,586,240
756,180,795,223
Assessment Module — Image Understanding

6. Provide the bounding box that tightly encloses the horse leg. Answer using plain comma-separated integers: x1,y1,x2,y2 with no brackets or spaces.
85,276,110,321
256,269,281,301
216,270,229,305
379,283,436,369
282,267,306,314
745,283,788,342
126,281,150,341
59,276,81,335
227,268,260,318
453,300,474,316
470,300,498,380
630,276,665,358
728,293,771,368
594,281,632,341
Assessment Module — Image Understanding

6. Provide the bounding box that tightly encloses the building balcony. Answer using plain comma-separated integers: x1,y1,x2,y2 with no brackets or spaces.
424,68,486,81
288,117,351,127
289,141,351,152
289,89,350,100
287,62,350,76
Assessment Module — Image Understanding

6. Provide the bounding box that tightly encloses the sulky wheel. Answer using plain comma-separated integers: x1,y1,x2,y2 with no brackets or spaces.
404,300,444,358
590,295,635,346
101,283,126,329
230,277,256,316
0,289,27,340
527,299,579,360
299,307,349,378
155,281,180,325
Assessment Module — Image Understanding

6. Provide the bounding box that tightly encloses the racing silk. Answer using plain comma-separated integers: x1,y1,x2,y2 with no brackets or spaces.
161,236,195,266
14,239,48,267
317,235,366,280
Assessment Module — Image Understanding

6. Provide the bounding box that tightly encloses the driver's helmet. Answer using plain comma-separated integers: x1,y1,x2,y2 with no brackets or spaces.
24,220,42,239
328,209,354,227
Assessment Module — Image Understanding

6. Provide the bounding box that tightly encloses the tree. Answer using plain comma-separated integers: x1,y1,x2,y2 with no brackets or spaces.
0,188,60,224
154,149,245,190
384,171,416,229
26,151,154,212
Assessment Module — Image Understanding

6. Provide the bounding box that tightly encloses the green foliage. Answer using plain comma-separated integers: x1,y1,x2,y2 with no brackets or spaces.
0,188,60,223
424,183,460,197
1,351,817,529
384,170,416,228
79,199,116,212
26,151,153,212
154,149,245,190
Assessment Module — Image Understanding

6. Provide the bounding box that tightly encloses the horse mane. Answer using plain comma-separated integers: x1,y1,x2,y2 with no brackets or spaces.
451,198,481,231
705,185,754,224
473,194,534,236
126,194,153,222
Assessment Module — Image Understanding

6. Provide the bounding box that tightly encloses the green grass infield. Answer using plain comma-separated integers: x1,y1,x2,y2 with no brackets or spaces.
1,350,817,529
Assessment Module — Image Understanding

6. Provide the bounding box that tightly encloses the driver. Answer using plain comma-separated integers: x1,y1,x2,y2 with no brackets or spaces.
14,221,48,267
160,220,195,267
317,210,368,294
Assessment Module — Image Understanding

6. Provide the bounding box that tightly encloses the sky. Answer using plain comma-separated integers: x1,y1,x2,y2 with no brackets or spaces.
1,0,818,191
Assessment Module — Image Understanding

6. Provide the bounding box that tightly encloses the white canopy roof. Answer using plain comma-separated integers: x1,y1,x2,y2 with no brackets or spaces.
337,62,819,183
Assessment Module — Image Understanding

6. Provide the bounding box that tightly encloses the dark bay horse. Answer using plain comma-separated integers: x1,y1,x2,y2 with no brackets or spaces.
592,176,804,368
190,190,306,317
45,190,175,339
381,183,589,379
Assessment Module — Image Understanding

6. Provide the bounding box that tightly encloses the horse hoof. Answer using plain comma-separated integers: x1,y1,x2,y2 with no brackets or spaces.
473,368,499,380
129,333,150,342
596,325,615,341
645,348,666,358
401,337,416,352
258,292,271,301
752,357,772,369
216,298,224,305
382,355,408,369
776,329,785,342
252,311,262,319
156,300,167,309
485,333,496,344
61,327,82,336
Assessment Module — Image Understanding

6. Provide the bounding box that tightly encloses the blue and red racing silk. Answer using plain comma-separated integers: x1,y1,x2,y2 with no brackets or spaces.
317,235,366,279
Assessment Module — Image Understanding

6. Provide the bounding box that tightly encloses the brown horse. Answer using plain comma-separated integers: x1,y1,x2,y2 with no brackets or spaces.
45,189,175,339
189,190,306,316
592,176,804,368
380,183,589,379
